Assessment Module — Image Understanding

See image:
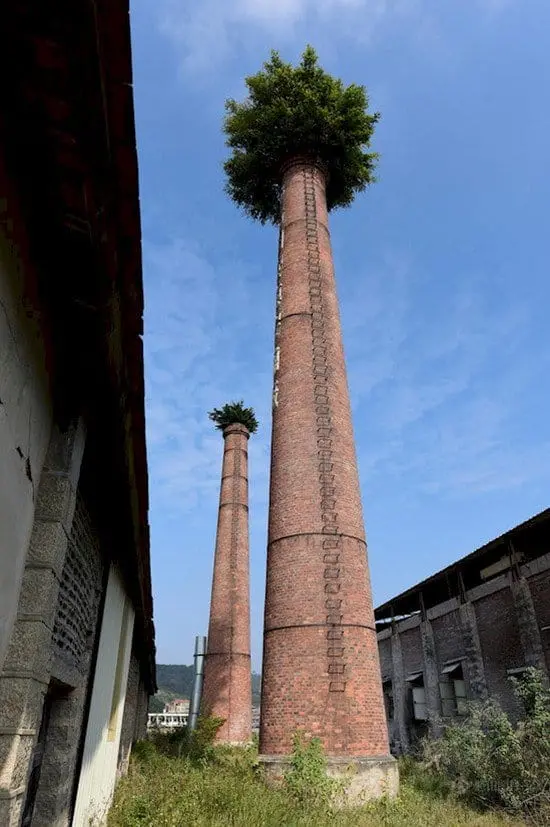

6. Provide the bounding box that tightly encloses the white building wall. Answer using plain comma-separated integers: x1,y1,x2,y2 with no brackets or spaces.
72,564,135,827
0,214,52,670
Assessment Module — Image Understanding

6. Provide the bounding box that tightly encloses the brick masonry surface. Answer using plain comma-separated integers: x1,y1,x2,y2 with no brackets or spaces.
260,159,389,757
399,627,423,676
432,611,465,666
379,637,392,679
528,570,550,669
379,563,550,753
52,494,103,673
202,423,252,743
475,588,525,717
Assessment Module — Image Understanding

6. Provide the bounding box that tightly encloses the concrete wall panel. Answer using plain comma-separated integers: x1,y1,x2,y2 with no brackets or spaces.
72,565,134,827
0,222,52,670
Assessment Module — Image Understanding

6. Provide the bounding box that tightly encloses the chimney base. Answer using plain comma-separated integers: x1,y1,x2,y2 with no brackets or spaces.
259,753,399,806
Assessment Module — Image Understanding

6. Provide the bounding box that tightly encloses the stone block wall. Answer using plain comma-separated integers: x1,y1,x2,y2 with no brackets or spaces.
30,493,105,827
0,419,118,827
0,421,86,826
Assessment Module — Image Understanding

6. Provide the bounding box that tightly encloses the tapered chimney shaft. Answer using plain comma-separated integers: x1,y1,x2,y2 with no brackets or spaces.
202,423,252,743
260,158,390,758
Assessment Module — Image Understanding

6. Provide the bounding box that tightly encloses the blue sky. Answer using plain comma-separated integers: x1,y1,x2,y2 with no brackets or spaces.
130,0,550,669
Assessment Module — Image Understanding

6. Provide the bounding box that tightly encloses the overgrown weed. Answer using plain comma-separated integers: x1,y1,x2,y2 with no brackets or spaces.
420,668,550,823
109,730,523,826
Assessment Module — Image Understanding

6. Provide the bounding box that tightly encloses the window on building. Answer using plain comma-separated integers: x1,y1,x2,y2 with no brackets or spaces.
439,662,468,716
382,679,394,721
406,672,428,721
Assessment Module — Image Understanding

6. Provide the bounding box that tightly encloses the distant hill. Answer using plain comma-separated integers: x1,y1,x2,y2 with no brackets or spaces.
251,672,261,704
157,664,195,696
150,664,261,712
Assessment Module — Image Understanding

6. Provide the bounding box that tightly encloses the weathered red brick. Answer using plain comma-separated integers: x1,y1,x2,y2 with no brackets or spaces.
260,159,390,757
202,423,252,743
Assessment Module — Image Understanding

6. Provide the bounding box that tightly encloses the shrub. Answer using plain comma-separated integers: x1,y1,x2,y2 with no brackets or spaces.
188,715,226,763
208,401,258,434
149,716,225,764
110,744,517,826
131,739,157,762
284,732,341,810
421,668,550,819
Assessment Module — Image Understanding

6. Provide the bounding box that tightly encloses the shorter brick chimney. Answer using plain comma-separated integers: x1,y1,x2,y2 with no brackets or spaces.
202,423,252,743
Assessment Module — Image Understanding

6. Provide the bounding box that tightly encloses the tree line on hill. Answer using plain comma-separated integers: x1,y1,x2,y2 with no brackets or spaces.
149,665,261,712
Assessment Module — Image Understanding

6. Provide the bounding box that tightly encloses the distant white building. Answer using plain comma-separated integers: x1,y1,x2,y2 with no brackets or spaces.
147,712,187,731
164,698,189,714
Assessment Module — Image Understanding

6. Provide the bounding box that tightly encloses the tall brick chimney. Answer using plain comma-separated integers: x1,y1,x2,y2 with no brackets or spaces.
202,422,252,744
260,158,393,782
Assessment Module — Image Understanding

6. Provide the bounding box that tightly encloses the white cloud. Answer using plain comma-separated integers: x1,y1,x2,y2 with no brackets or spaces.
340,252,545,501
143,237,273,513
158,0,408,76
143,229,545,525
157,0,513,77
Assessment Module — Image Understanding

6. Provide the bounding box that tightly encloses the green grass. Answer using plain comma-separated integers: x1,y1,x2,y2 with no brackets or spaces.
107,744,525,827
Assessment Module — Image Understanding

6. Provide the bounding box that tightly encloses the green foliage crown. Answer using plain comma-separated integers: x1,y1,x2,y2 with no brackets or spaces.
223,45,380,224
208,400,258,434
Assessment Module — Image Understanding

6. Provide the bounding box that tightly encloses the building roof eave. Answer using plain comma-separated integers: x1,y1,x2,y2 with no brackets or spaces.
375,508,550,622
